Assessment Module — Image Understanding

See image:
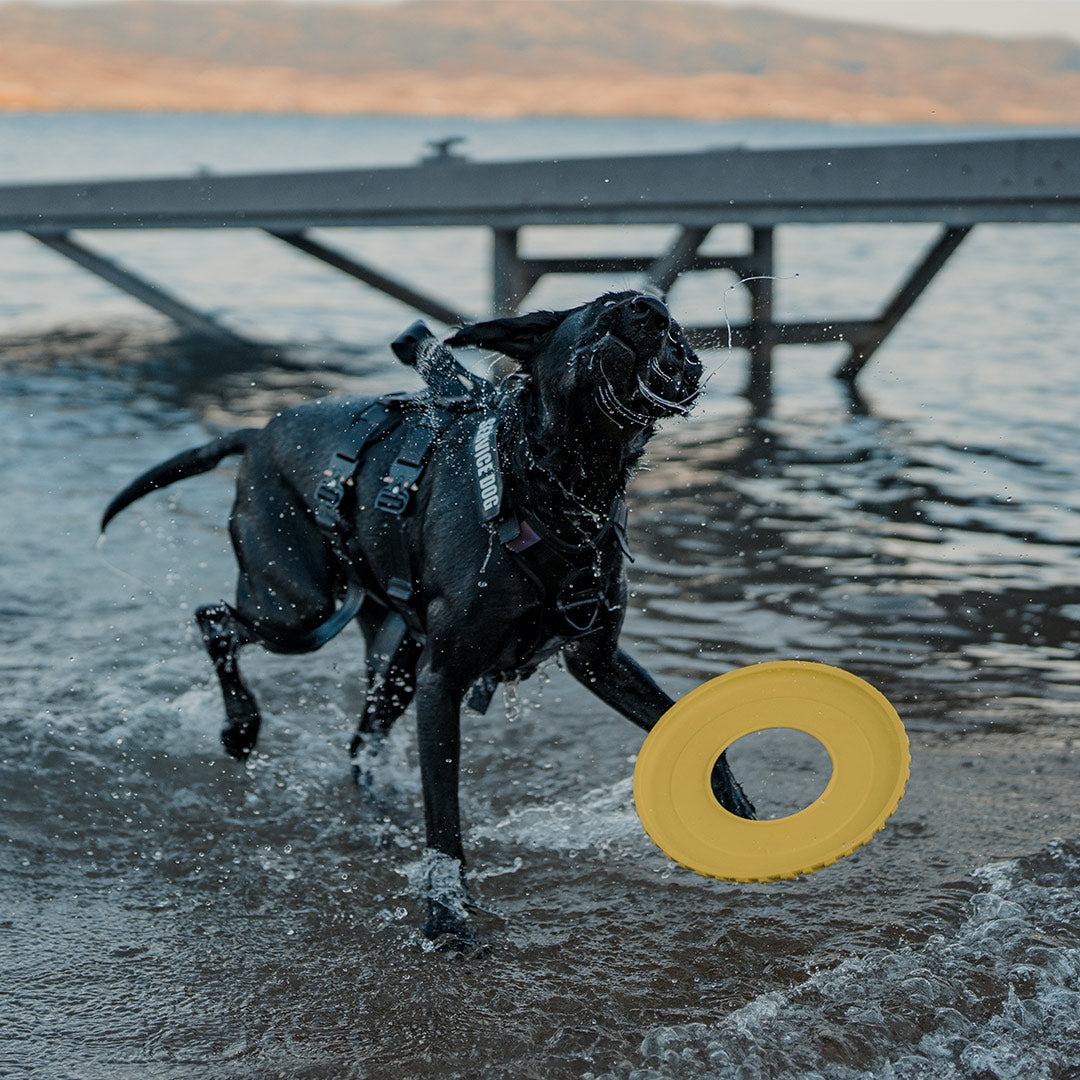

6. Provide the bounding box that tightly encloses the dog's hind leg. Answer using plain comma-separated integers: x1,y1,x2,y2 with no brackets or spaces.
196,603,262,760
349,605,423,779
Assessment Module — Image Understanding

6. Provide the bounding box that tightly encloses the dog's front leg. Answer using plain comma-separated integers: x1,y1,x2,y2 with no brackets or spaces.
565,645,672,729
414,666,472,940
565,644,756,820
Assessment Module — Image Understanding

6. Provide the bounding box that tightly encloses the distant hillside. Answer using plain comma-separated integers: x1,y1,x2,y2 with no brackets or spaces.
2,0,1079,123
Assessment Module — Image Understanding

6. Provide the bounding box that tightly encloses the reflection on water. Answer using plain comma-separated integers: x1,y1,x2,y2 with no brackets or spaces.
629,405,1080,736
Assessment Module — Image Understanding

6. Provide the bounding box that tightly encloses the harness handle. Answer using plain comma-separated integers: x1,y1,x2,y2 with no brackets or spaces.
392,320,494,402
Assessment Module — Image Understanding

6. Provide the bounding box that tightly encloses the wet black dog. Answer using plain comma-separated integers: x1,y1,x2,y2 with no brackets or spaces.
102,291,754,940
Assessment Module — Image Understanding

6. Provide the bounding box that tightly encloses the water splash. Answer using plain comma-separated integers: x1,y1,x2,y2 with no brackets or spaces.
503,679,522,724
408,849,469,921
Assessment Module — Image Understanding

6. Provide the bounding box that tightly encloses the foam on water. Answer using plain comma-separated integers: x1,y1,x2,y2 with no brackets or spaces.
597,841,1080,1080
469,775,646,858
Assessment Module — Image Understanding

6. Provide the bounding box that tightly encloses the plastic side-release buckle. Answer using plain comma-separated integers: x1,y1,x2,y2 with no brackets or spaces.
375,425,435,515
313,427,385,531
314,472,347,528
386,576,413,603
375,484,411,515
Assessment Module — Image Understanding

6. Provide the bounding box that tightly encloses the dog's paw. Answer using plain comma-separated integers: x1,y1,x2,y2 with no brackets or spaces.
423,897,474,943
221,696,261,760
350,732,391,799
414,849,475,944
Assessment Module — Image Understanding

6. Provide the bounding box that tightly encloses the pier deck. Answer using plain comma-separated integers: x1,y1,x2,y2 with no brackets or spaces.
2,134,1078,404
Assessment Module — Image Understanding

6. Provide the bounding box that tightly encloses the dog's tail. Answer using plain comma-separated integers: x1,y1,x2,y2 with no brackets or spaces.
101,429,259,533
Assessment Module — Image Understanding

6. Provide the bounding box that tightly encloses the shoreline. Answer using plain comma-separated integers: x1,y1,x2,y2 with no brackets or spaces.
2,63,1078,127
3,104,1077,128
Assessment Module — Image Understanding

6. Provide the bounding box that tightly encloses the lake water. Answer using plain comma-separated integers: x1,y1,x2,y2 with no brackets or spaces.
2,113,1080,1080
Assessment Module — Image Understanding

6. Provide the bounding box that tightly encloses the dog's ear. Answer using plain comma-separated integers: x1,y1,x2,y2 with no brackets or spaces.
445,307,578,363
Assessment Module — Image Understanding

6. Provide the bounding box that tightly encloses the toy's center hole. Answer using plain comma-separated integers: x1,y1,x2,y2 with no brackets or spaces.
720,728,833,820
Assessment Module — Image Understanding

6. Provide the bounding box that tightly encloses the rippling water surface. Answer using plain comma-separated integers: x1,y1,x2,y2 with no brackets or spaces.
2,115,1080,1079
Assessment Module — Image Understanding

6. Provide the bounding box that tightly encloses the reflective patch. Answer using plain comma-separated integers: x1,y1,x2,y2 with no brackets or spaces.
472,415,503,521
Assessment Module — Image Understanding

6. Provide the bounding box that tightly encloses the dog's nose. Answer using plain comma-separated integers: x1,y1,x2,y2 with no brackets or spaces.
629,295,670,328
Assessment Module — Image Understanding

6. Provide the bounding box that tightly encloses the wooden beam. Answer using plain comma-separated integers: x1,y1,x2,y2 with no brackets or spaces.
2,137,1076,232
646,226,713,293
492,228,538,315
30,231,255,347
267,229,472,327
835,225,973,384
744,227,775,408
686,318,879,350
507,250,760,283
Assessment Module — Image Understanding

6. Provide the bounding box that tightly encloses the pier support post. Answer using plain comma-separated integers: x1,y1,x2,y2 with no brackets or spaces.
744,226,775,409
492,228,539,315
267,230,472,328
647,226,713,294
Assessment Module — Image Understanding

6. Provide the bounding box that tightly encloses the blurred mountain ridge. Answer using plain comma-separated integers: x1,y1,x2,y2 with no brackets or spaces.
2,0,1077,123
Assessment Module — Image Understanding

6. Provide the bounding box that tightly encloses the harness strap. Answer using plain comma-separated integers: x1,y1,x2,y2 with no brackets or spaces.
247,580,367,655
309,396,438,648
366,608,411,679
374,424,437,516
612,499,632,561
314,400,400,530
472,415,503,522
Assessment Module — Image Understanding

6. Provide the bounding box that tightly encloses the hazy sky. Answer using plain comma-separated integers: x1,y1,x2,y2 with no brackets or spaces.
716,0,1080,42
16,0,1080,44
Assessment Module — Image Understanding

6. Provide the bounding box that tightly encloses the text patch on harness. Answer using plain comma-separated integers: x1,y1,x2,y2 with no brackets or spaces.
472,415,503,522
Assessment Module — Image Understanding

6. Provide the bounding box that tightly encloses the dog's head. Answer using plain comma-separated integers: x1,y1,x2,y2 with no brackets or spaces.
446,291,702,431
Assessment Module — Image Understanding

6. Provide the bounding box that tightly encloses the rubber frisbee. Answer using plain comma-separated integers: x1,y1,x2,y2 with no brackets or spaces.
634,661,909,882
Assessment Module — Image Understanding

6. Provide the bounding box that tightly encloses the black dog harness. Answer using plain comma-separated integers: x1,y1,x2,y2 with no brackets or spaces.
297,323,632,706
301,324,488,667
312,394,628,630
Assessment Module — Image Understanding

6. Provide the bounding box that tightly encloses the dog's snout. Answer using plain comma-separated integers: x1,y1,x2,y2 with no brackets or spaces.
629,295,670,327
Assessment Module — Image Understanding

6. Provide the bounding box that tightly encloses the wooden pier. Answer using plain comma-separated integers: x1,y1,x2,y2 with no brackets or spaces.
1,134,1077,405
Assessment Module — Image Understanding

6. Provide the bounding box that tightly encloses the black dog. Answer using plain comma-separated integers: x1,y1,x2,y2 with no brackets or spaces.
102,291,754,940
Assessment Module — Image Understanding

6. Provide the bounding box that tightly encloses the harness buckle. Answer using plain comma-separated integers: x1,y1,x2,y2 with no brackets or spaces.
315,476,344,507
314,476,346,528
386,576,413,603
375,484,411,515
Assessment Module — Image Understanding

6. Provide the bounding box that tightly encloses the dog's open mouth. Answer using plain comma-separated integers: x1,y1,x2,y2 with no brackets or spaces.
588,328,702,428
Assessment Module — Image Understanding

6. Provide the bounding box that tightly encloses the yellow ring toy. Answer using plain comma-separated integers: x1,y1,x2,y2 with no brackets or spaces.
634,661,909,882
